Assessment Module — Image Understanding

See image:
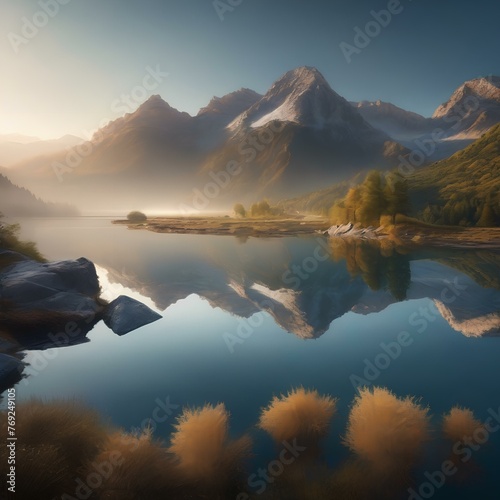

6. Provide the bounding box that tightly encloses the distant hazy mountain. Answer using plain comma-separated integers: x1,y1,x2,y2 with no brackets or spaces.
353,100,431,141
0,135,83,167
0,173,78,216
0,133,41,144
432,76,500,138
352,76,500,160
9,67,406,212
7,96,204,211
7,90,265,211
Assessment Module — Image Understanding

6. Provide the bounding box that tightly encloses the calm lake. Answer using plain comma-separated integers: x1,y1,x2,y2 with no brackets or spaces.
3,217,500,498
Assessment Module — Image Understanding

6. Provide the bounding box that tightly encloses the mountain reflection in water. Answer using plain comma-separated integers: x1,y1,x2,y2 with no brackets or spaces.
97,235,500,339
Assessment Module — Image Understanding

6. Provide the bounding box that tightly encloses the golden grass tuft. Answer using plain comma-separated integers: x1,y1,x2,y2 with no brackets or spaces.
343,387,431,472
94,430,182,500
168,403,252,482
258,387,337,443
0,399,108,498
11,399,108,468
330,459,376,500
442,406,484,442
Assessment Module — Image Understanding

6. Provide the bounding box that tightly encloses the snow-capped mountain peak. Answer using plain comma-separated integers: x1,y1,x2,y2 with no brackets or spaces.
265,66,333,96
228,66,363,130
433,76,500,118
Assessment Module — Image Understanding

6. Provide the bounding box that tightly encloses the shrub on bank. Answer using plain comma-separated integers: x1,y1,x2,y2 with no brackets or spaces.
127,211,147,222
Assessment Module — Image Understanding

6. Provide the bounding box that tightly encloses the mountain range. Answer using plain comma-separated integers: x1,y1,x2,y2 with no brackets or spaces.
352,76,500,160
0,173,78,217
4,67,406,212
3,68,500,214
200,67,405,200
0,134,83,167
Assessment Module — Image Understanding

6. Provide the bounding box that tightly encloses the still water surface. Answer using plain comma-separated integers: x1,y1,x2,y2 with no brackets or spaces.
4,217,500,498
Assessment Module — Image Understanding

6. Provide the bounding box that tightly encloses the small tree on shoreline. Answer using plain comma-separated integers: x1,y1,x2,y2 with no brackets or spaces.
127,211,147,222
233,203,246,218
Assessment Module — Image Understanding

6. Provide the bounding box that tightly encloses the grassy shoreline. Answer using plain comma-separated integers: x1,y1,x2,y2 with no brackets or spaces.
395,226,500,249
112,215,500,248
112,214,330,237
389,217,500,249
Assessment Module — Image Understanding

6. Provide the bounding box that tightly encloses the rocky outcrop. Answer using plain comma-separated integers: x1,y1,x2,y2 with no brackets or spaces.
103,295,162,335
0,353,23,391
0,252,162,342
0,251,163,390
1,256,102,323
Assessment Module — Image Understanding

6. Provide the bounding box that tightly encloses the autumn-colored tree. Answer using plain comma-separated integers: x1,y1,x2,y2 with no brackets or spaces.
344,187,362,222
233,203,246,218
357,171,385,226
329,202,348,225
384,173,410,222
477,203,496,227
249,200,281,218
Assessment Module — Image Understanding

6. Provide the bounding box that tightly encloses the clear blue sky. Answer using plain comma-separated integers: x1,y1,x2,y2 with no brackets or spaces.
1,0,499,138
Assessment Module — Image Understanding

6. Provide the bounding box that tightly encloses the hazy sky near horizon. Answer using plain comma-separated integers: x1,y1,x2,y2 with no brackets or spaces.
1,0,499,139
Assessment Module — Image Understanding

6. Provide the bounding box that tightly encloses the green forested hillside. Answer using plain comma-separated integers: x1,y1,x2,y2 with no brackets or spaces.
408,123,500,226
283,124,500,227
278,174,364,215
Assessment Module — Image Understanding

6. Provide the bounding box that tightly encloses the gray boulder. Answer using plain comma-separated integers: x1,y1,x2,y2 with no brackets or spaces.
1,257,100,298
1,254,162,343
0,353,23,382
0,257,102,321
103,295,162,335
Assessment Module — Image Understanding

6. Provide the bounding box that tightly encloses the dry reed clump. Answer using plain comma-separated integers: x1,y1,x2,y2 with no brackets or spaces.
0,399,108,498
94,430,183,500
6,444,74,499
442,406,484,442
168,403,252,483
343,387,431,472
12,399,108,468
258,387,337,443
330,459,376,500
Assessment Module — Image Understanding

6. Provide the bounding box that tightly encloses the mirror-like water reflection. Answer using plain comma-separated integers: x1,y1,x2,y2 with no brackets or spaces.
2,217,500,498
